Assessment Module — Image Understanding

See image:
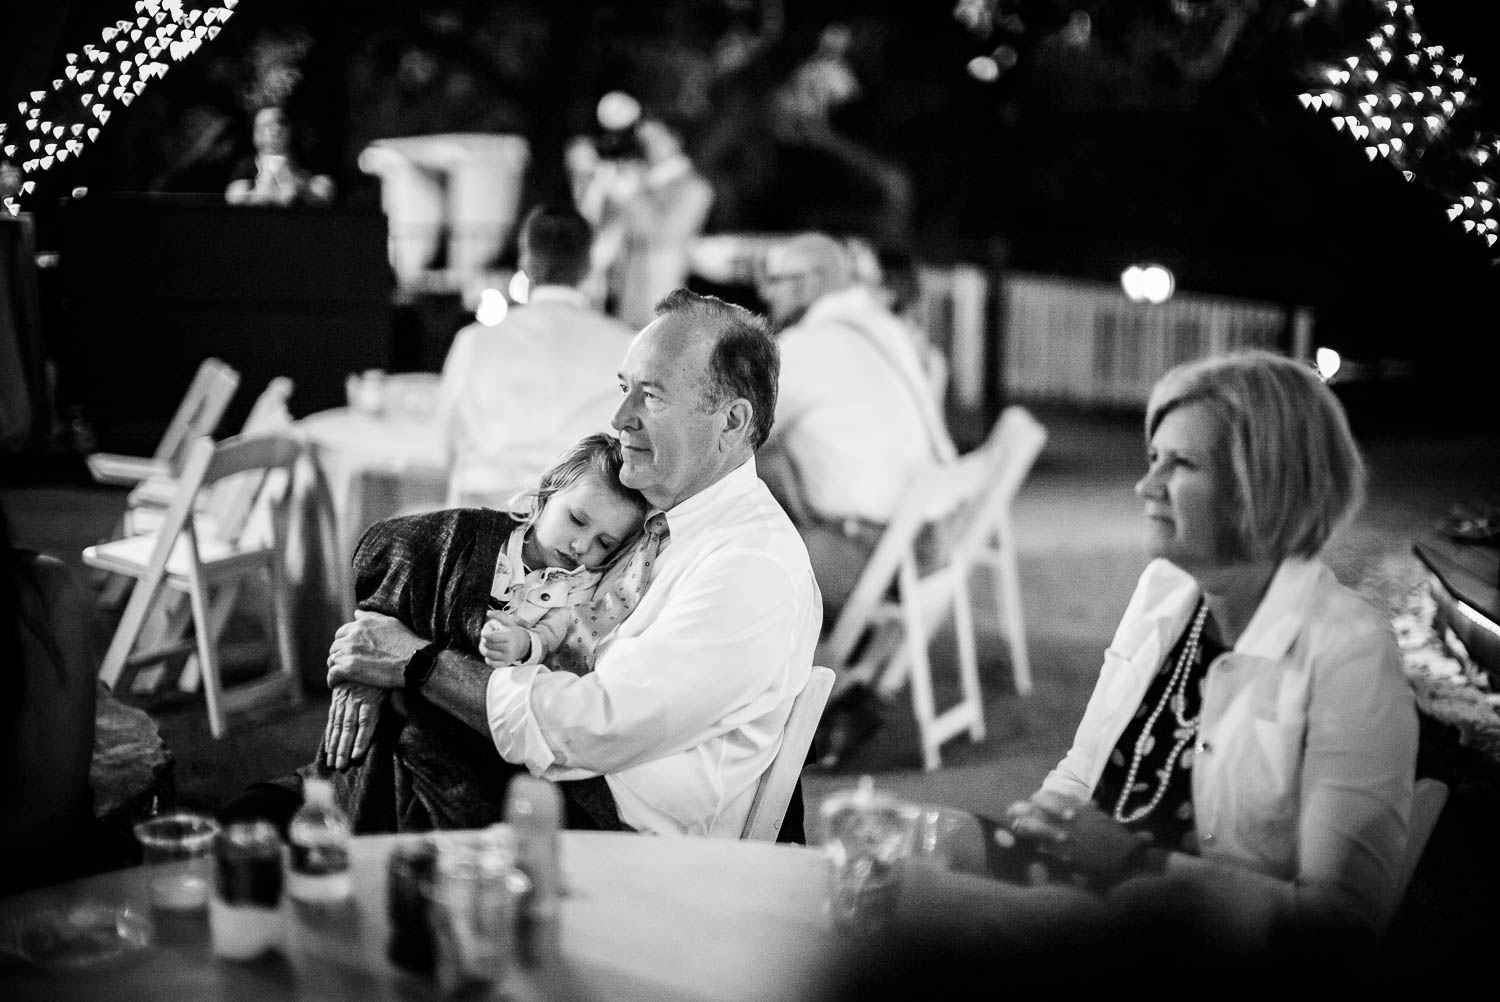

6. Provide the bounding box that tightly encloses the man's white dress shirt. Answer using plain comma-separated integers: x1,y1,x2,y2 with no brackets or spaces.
769,284,954,524
485,459,823,836
436,285,635,507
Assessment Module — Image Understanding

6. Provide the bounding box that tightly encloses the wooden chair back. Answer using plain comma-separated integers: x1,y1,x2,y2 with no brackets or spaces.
742,666,836,841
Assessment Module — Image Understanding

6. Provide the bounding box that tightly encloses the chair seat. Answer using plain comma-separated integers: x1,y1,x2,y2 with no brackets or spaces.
83,528,251,581
86,453,171,488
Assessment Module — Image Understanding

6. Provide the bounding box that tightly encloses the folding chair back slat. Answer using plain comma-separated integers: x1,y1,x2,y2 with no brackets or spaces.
86,357,240,487
742,666,836,841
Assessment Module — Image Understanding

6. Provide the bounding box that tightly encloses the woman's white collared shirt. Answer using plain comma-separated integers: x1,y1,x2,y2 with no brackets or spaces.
1043,557,1418,938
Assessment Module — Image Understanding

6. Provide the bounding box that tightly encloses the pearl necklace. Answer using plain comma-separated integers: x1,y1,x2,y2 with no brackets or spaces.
1111,600,1209,825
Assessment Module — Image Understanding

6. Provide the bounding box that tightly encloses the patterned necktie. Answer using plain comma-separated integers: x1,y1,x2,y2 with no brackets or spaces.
549,511,669,674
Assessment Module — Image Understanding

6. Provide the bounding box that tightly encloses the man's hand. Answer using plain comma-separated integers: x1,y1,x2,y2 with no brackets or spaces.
322,681,385,770
326,610,423,690
481,610,531,668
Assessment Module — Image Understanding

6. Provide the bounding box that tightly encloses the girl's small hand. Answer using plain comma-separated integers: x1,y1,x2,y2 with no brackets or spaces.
481,612,530,667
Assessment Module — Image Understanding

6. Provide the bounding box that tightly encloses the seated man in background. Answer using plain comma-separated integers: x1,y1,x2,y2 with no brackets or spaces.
437,203,636,509
755,232,955,764
269,290,820,840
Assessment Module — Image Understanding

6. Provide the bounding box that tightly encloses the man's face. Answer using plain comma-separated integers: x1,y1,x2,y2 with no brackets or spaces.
758,245,816,332
612,315,726,510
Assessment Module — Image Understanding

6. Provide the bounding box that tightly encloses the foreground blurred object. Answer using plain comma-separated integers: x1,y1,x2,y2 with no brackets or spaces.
84,433,307,739
2,503,168,896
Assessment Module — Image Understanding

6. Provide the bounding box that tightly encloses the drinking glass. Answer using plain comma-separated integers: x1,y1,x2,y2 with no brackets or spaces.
133,810,221,911
818,777,918,937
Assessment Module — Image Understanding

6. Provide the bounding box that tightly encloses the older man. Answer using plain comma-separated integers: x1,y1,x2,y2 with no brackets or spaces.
436,203,635,509
756,232,954,622
302,289,821,839
755,232,955,769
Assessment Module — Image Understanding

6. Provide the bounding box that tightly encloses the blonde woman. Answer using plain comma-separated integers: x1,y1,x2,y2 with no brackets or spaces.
1002,350,1417,961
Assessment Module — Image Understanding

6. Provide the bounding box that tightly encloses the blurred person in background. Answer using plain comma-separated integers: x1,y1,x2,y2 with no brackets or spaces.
436,203,635,510
225,105,336,207
755,231,955,768
574,110,714,330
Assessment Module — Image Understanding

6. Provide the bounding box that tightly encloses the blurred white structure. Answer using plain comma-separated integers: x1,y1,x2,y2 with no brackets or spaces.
1003,272,1311,408
357,134,531,288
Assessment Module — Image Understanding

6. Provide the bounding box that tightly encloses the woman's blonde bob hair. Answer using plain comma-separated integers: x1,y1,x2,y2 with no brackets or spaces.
1145,349,1366,563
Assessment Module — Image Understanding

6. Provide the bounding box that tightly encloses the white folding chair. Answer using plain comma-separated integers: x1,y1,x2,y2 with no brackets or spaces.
85,357,240,487
821,449,996,772
84,433,305,738
967,406,1048,696
742,666,836,842
820,407,1046,771
123,377,296,533
105,378,300,693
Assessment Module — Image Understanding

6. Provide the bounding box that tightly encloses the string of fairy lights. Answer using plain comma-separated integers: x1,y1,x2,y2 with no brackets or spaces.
0,0,240,217
1298,1,1497,257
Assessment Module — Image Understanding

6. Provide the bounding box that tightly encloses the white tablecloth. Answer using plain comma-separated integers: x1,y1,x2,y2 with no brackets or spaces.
296,401,448,570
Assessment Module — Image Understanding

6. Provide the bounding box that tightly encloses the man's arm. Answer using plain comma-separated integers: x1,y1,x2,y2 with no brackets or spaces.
325,610,496,761
486,552,813,776
419,649,497,734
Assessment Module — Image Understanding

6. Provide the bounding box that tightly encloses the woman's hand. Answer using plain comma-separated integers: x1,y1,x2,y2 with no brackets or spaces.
480,610,530,668
1001,791,1157,889
322,681,386,770
326,610,423,690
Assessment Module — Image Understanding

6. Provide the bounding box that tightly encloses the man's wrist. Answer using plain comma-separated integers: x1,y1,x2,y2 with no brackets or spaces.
404,640,442,693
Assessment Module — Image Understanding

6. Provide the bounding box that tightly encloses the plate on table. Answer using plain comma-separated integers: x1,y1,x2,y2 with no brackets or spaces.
2,903,154,972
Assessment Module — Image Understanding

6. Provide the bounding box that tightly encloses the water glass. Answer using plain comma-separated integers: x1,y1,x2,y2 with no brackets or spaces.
425,828,530,999
133,810,221,911
818,778,918,937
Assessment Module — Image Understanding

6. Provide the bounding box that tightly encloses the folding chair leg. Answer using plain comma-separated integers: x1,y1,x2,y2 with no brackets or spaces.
994,527,1033,696
904,611,942,773
187,576,228,739
267,560,303,705
99,569,167,691
952,569,986,744
179,580,245,694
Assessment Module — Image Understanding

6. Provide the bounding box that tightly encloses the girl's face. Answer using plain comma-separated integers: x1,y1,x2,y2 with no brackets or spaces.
1135,401,1235,573
523,472,643,571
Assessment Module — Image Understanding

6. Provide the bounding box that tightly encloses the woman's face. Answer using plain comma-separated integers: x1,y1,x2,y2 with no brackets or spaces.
1135,401,1236,572
253,108,290,157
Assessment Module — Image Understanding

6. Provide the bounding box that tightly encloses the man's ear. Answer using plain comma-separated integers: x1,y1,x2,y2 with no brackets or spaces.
720,398,754,449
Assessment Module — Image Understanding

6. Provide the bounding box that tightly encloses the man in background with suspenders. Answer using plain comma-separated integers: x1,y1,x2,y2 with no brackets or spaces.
756,231,956,767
